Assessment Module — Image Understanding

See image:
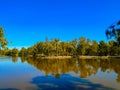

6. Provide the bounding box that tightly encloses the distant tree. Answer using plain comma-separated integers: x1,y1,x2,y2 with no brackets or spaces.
85,39,91,55
66,39,78,56
60,42,67,56
90,40,98,55
32,44,38,57
55,38,60,56
11,48,19,57
108,40,120,56
15,37,120,57
106,20,120,44
98,41,108,56
35,42,44,54
27,46,34,55
19,47,27,56
5,49,12,56
77,37,86,55
0,27,8,49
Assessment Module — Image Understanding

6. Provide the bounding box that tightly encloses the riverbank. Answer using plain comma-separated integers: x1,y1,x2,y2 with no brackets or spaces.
78,56,109,59
35,55,109,59
40,56,72,59
27,55,120,59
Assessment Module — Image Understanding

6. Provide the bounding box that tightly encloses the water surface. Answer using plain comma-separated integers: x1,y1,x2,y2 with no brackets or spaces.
0,56,120,90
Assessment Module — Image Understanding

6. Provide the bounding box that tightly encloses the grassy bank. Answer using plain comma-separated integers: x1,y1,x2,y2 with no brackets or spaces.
78,56,108,59
27,55,120,59
40,56,72,59
34,55,108,59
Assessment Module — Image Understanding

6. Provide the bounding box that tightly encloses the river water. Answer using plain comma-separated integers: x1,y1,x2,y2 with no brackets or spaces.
0,56,120,90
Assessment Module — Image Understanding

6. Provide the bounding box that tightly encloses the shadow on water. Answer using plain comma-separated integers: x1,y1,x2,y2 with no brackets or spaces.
30,74,114,90
0,88,19,90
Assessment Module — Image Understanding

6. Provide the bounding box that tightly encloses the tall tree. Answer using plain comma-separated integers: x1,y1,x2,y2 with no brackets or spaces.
108,40,120,56
54,38,60,56
11,48,19,57
90,40,98,55
98,41,108,56
19,47,27,56
85,39,91,55
0,27,8,49
77,37,86,55
71,39,78,55
106,21,120,44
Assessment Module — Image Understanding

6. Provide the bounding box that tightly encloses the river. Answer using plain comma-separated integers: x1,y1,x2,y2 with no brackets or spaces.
0,56,120,90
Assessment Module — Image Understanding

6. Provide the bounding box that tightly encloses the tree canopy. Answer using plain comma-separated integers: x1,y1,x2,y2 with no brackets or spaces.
0,27,7,49
106,20,120,44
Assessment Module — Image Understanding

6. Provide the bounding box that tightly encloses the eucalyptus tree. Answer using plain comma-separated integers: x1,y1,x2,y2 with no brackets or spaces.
27,46,34,55
85,39,91,55
108,40,120,56
19,47,27,56
98,41,108,56
106,21,120,44
71,39,78,55
44,38,54,56
0,27,8,50
77,37,86,55
90,40,98,55
11,48,19,57
60,42,67,56
54,38,60,56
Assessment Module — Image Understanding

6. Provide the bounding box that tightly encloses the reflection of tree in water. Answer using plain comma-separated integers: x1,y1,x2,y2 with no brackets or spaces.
12,57,18,63
77,59,99,78
20,57,27,63
25,57,120,82
111,59,120,82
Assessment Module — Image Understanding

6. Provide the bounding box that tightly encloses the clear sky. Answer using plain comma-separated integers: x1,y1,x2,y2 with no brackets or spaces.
0,0,120,49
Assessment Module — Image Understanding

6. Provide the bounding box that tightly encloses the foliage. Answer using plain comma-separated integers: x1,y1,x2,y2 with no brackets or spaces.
106,20,120,44
98,41,109,56
0,27,8,49
11,48,19,57
1,37,120,57
19,47,27,57
16,37,119,56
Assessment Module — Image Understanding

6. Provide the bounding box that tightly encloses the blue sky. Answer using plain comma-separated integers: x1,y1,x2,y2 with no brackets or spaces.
0,0,120,49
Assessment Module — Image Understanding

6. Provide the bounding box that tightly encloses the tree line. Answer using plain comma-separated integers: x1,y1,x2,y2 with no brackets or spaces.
0,37,119,57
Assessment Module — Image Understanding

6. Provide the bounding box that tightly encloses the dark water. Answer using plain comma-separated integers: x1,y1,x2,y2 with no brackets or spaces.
0,56,120,90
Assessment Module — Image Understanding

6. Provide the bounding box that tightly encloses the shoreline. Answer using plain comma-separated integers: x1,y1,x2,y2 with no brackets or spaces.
1,55,120,59
40,56,72,59
78,56,109,59
32,55,120,59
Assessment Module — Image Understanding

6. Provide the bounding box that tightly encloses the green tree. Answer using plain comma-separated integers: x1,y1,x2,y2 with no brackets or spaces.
27,46,34,55
90,40,98,55
98,41,108,56
0,27,8,49
77,37,86,55
85,39,91,55
106,21,120,44
54,38,59,56
60,42,67,56
70,39,78,55
19,47,27,56
11,48,19,57
108,40,120,56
